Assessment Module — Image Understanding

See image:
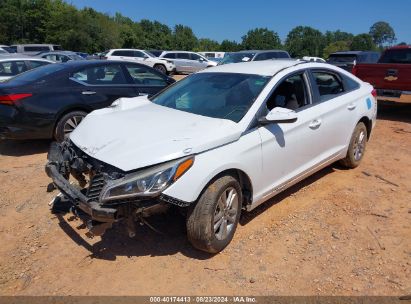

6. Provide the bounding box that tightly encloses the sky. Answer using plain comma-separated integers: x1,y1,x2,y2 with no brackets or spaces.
69,0,411,44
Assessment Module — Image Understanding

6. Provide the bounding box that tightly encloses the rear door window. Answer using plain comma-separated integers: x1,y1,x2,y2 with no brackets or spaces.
163,53,176,59
190,53,202,60
176,53,190,60
125,64,167,86
28,60,50,69
312,71,344,102
72,64,129,85
379,49,411,64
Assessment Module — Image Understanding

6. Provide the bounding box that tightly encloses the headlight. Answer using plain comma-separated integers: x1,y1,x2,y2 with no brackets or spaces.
101,156,194,202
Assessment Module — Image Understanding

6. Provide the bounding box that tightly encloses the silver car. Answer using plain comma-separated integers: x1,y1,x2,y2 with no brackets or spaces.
0,55,53,82
37,51,85,63
159,51,217,73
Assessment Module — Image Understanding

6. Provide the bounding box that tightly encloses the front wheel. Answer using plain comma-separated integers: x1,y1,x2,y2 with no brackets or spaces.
340,122,368,168
186,175,242,253
54,110,87,142
153,64,167,74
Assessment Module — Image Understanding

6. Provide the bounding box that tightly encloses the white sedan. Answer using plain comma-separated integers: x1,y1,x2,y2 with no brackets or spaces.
46,60,377,253
0,55,53,82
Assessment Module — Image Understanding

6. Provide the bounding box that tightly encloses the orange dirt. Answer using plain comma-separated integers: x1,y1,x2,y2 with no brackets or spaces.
0,102,410,296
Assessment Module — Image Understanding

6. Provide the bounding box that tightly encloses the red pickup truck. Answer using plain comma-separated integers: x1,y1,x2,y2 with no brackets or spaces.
352,46,411,103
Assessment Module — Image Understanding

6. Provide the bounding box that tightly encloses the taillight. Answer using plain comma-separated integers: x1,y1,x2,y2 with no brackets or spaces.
351,64,357,75
0,94,32,106
371,89,377,98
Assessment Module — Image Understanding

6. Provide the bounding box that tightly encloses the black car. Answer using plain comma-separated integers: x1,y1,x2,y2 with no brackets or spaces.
0,60,175,141
327,51,380,72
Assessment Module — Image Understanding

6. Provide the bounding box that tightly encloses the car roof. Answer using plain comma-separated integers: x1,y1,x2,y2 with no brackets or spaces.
331,51,379,55
199,59,307,76
162,51,198,54
236,50,287,54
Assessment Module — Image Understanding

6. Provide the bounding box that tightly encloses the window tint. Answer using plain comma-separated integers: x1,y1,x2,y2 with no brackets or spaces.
328,55,357,63
220,52,255,64
176,53,190,60
133,51,146,57
254,53,267,61
342,74,360,92
0,61,27,76
9,63,65,83
72,65,128,85
379,49,411,64
266,74,307,111
190,53,201,60
276,52,290,59
163,53,176,59
24,46,50,52
44,54,70,63
29,61,50,69
151,73,270,123
125,64,166,86
112,50,134,57
312,72,344,101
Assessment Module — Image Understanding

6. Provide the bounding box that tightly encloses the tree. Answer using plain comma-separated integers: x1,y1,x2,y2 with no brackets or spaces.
241,28,281,50
219,40,241,52
324,30,354,45
350,33,376,51
323,41,350,58
369,21,396,47
285,26,326,57
172,24,198,50
195,38,220,51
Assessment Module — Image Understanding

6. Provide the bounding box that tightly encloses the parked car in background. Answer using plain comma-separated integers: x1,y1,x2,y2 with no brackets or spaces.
199,51,225,59
302,56,326,63
327,51,380,73
10,44,63,55
45,60,377,253
352,45,411,103
37,51,85,63
0,55,52,82
0,50,7,54
0,60,175,141
159,51,217,73
219,50,291,65
0,45,16,53
104,49,176,75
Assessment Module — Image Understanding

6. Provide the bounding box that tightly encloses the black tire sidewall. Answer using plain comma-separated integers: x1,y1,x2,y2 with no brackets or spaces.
187,175,242,253
154,64,166,74
55,111,87,142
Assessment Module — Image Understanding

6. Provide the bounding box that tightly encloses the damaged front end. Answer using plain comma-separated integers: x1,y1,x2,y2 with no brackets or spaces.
45,141,193,237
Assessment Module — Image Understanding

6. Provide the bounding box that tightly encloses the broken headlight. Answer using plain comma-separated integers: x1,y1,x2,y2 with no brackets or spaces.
101,156,194,202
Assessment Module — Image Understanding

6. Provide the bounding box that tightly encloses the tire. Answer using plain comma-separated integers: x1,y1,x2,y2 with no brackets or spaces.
153,64,167,74
340,122,368,168
54,110,87,142
186,175,242,253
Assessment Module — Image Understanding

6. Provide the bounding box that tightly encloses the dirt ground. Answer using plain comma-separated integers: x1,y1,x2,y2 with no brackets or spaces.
0,102,410,296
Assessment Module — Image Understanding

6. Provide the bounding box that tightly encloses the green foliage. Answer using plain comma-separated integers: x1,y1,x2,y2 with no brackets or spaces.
350,34,376,51
285,26,326,57
220,40,241,52
241,28,281,50
0,1,403,57
323,41,350,58
369,21,396,47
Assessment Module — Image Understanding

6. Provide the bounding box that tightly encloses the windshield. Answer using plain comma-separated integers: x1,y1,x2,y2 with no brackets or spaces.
151,72,270,122
145,51,156,58
7,63,65,83
219,53,256,65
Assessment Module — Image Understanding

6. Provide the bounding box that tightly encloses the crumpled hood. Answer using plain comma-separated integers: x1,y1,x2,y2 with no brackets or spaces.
70,97,241,171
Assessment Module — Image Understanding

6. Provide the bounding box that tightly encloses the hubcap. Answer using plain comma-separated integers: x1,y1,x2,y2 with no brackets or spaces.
213,187,239,241
63,115,84,138
353,130,366,161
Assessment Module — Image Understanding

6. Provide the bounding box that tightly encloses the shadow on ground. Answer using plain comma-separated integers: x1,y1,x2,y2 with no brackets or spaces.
377,101,411,124
0,139,51,156
56,165,337,261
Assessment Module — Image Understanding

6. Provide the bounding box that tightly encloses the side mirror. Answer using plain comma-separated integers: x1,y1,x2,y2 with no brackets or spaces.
258,107,298,125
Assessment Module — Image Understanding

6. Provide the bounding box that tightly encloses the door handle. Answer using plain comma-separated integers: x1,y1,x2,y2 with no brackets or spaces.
309,119,322,129
82,91,96,95
347,103,356,110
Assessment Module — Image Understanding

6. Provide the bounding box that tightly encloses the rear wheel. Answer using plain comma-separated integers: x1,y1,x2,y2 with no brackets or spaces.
186,175,242,253
153,64,167,74
54,110,87,142
340,122,367,168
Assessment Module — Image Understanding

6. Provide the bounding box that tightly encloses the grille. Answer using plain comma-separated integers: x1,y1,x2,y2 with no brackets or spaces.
86,174,106,202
